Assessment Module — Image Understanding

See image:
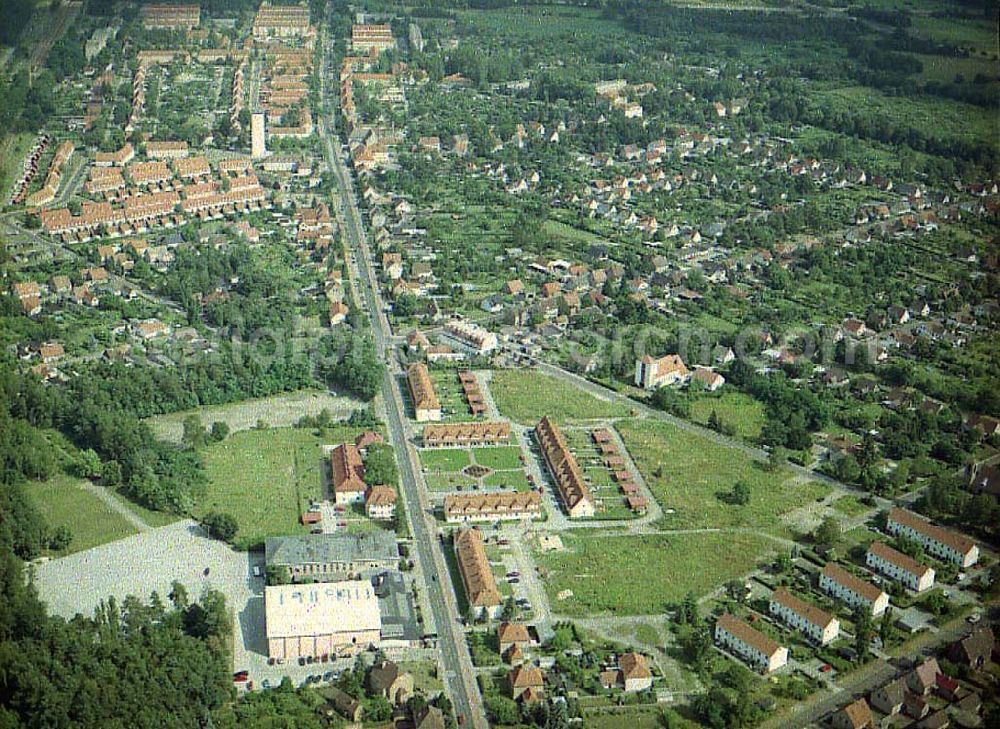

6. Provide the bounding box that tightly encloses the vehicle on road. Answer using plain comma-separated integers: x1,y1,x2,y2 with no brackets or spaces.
820,664,832,673
967,613,981,624
253,565,261,577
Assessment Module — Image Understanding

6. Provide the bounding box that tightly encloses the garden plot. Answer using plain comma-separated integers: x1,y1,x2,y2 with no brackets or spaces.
428,368,482,422
562,427,643,520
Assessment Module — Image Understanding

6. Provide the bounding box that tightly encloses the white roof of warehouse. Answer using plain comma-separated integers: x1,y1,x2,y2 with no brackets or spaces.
265,580,381,638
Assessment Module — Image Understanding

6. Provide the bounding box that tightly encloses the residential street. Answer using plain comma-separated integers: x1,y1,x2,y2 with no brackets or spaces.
318,47,487,729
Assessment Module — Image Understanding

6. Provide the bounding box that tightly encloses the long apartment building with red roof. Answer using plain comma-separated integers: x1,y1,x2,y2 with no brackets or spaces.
535,416,595,518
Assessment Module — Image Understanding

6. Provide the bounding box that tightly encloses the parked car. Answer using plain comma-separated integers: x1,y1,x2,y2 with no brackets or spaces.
819,664,833,673
253,565,262,577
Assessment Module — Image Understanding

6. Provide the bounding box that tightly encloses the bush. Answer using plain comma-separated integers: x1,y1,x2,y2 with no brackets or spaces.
210,421,229,442
201,511,238,543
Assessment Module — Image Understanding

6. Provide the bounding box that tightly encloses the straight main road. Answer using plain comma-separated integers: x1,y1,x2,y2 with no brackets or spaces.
317,41,487,729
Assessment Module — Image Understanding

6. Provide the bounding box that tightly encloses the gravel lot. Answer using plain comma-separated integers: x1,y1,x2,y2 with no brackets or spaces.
32,520,252,629
145,390,364,443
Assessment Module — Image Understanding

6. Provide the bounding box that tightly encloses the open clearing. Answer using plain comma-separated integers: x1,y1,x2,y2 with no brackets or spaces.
688,391,766,442
536,531,776,616
27,475,139,555
617,419,830,535
145,389,363,443
491,369,633,425
199,426,358,549
0,133,36,201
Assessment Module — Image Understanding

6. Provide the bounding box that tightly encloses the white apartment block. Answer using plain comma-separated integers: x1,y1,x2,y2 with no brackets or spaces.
715,613,788,674
887,508,979,568
769,589,840,646
819,563,890,617
867,541,935,593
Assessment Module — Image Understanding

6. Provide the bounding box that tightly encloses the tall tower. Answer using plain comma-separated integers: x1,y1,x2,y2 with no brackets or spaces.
251,112,267,159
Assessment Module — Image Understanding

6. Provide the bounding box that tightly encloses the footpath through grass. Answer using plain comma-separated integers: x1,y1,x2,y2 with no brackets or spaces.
537,531,776,616
27,475,139,555
490,369,633,425
617,419,829,536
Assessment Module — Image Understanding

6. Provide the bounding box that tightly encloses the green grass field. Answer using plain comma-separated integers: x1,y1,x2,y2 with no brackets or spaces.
429,369,478,422
633,622,661,647
541,219,605,249
689,391,766,441
617,419,830,535
27,475,139,555
419,448,472,472
424,472,477,492
420,445,530,491
814,84,999,151
490,369,633,425
583,709,674,729
481,471,532,491
0,132,35,204
472,446,524,470
537,531,777,616
911,14,1000,56
199,426,356,549
831,494,870,518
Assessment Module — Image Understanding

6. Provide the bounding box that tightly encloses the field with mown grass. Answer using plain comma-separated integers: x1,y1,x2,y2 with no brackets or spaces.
419,444,531,492
490,369,633,425
617,419,830,535
536,531,777,616
199,426,359,549
688,391,767,441
28,475,139,555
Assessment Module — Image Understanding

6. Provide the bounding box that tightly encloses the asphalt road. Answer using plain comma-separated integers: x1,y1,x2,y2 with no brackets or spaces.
317,48,486,729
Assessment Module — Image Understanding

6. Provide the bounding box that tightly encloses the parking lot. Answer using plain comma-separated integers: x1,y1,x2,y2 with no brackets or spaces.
32,519,430,691
33,520,251,622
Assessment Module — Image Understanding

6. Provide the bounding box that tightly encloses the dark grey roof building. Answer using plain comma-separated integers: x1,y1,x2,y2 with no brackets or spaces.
265,532,398,581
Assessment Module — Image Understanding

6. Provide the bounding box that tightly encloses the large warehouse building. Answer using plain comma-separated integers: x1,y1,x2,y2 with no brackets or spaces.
265,580,381,660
